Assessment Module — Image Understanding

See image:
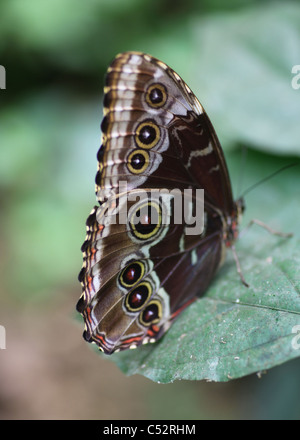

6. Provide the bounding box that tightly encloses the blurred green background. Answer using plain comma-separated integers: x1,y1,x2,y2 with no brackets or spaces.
0,0,300,419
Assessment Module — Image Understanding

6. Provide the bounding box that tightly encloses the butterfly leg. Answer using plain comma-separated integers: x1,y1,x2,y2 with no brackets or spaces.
234,219,292,287
241,218,293,239
230,244,249,288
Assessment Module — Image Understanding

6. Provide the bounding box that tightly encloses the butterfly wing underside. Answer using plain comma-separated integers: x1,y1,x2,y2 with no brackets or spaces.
77,52,237,354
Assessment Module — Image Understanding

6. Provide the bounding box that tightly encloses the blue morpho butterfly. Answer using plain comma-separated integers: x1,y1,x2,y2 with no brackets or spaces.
76,52,292,354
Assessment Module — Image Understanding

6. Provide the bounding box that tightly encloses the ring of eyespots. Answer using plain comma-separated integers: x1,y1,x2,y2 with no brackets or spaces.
139,300,162,327
119,261,145,288
129,200,162,241
145,83,168,109
127,149,149,175
124,281,152,313
135,120,160,150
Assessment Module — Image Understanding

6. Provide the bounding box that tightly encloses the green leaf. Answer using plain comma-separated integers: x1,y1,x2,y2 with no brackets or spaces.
105,149,300,383
0,92,99,299
189,3,300,155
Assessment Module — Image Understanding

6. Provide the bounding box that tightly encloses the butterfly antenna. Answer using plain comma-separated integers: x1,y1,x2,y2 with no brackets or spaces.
241,162,298,198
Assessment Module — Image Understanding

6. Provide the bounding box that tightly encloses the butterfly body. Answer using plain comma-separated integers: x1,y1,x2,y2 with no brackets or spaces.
77,52,243,354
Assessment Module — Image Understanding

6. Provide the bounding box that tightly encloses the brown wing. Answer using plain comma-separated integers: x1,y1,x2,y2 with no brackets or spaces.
77,52,235,353
97,51,235,215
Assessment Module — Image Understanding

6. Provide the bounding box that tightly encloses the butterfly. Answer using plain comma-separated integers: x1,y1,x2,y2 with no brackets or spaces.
76,51,245,354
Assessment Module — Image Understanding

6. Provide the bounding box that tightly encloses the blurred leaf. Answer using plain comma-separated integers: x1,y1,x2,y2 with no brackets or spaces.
0,0,145,73
106,150,300,383
0,92,100,298
188,3,300,154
